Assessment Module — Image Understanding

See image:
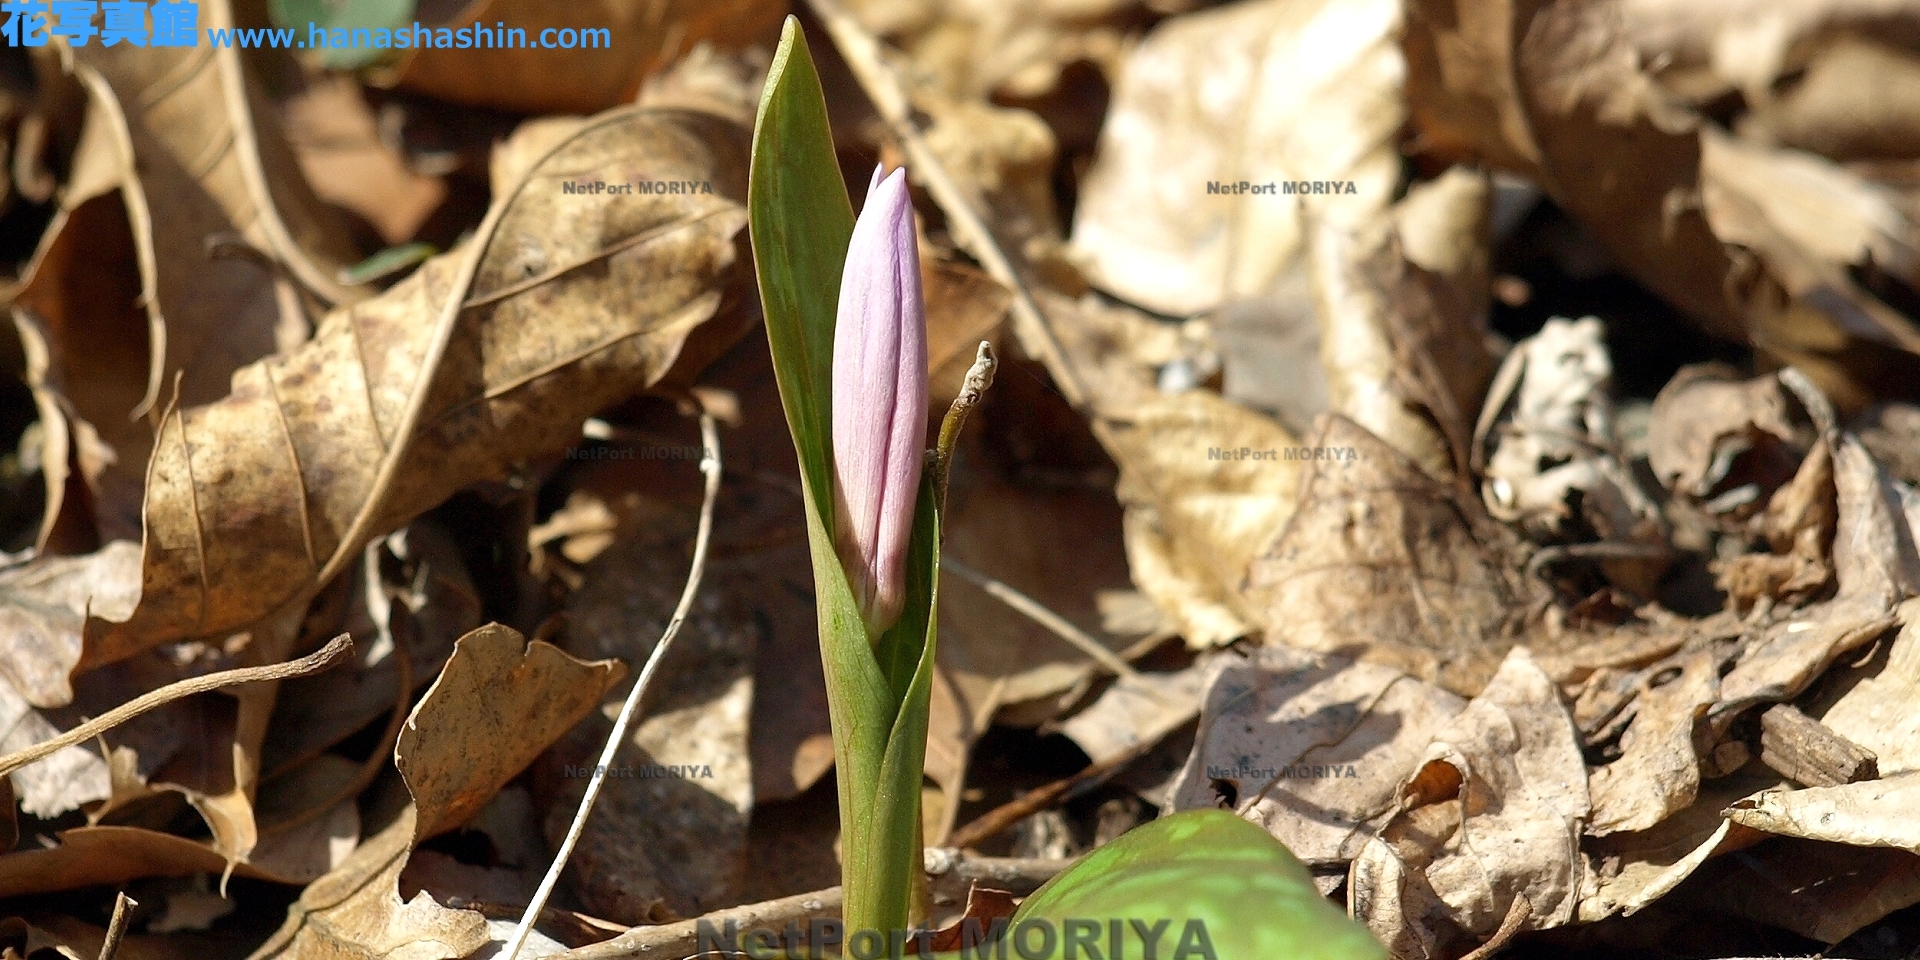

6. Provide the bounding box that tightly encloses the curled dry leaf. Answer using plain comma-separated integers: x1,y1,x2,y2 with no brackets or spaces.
1647,365,1822,538
0,824,282,899
15,2,364,547
1312,170,1497,482
1168,646,1466,872
1403,0,1734,333
1404,0,1920,405
1725,773,1920,851
1474,316,1662,549
390,0,785,114
252,622,618,960
1068,0,1404,316
1246,415,1549,697
1577,772,1776,922
1585,644,1732,836
1349,649,1589,959
1715,436,1912,710
70,107,748,682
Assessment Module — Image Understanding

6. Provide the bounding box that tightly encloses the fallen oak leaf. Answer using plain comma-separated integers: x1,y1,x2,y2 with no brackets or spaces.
75,106,750,676
398,623,626,843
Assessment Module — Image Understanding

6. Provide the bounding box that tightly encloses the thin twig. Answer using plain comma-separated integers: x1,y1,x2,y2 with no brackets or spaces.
96,892,136,960
0,635,352,779
503,414,724,960
931,342,996,515
804,0,1089,410
550,855,1071,959
1458,895,1530,960
939,557,1138,681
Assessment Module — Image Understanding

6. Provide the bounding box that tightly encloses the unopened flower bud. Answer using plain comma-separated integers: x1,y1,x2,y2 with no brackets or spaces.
831,165,928,635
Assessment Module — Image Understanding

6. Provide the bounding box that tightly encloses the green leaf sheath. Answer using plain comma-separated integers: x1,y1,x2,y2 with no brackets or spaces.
748,16,942,943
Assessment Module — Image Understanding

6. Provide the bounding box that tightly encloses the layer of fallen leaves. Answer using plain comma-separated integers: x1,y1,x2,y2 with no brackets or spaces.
6,0,1920,957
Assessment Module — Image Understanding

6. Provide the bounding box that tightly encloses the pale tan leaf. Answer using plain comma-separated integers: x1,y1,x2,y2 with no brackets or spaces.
1350,649,1589,956
397,623,624,843
247,806,490,960
1246,416,1548,696
1725,774,1920,851
1168,646,1466,870
1068,0,1403,315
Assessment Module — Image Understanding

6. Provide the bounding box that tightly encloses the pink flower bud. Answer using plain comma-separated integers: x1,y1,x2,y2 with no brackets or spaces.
832,165,928,635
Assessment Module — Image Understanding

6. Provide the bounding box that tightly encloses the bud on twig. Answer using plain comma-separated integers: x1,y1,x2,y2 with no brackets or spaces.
831,166,928,635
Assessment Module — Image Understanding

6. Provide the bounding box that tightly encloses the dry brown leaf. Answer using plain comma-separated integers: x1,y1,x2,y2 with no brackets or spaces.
1246,415,1548,696
1350,649,1589,959
1313,172,1497,482
540,534,754,923
1817,599,1920,773
1739,36,1920,161
1576,773,1776,922
1404,0,1920,407
398,623,624,843
261,522,479,780
1056,660,1213,768
15,5,365,550
1068,0,1404,316
1402,0,1740,334
1714,436,1912,710
281,72,447,246
1168,646,1466,872
247,806,490,960
0,824,282,899
389,0,785,114
0,541,139,710
1585,645,1730,836
1647,365,1817,526
71,107,748,680
1678,836,1920,945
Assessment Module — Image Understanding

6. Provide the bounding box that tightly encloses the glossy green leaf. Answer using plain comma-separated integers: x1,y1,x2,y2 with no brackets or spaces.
748,15,939,941
936,810,1390,960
